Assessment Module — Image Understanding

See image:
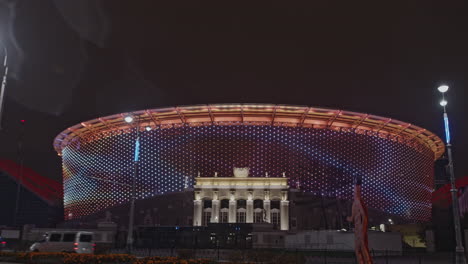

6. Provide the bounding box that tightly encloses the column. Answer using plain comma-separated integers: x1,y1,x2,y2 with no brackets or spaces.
211,200,220,223
193,200,202,226
263,200,271,223
229,200,237,223
246,199,254,223
280,200,289,231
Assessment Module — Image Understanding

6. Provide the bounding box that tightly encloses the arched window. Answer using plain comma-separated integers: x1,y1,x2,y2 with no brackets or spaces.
237,199,246,209
271,200,280,210
203,208,212,226
220,208,229,223
254,208,263,223
236,208,246,223
271,208,280,226
204,200,212,209
221,199,229,209
254,199,263,209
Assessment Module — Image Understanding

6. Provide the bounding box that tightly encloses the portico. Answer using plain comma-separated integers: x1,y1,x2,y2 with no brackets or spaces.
193,168,290,230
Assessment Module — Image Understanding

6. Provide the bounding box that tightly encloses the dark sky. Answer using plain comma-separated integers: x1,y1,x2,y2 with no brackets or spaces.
0,1,467,182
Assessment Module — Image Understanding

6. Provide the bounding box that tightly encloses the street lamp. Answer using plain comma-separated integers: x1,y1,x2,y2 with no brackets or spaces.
13,119,26,227
124,115,134,123
437,85,466,264
437,85,449,93
124,114,140,252
0,42,8,130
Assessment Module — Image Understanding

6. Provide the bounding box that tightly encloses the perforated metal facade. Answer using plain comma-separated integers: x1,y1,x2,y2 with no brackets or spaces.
61,119,435,222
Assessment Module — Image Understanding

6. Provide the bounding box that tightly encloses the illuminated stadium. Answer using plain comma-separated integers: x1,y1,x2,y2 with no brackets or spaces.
54,104,444,223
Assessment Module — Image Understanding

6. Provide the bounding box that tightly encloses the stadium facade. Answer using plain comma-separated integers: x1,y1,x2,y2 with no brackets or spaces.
54,104,444,229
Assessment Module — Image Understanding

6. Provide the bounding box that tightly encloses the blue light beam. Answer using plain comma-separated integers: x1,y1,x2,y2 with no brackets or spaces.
444,113,451,144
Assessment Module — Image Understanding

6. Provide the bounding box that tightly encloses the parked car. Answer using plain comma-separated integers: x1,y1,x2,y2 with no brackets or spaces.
30,231,94,253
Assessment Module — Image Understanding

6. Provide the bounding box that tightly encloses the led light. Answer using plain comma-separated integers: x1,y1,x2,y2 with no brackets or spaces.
124,116,133,123
437,85,449,93
63,123,433,221
145,126,151,131
444,113,451,144
440,100,448,107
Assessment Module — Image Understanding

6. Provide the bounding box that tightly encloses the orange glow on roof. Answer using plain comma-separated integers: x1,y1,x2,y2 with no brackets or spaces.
53,104,444,160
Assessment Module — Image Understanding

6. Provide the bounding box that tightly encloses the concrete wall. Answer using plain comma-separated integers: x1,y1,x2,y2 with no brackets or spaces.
252,231,286,248
285,230,402,252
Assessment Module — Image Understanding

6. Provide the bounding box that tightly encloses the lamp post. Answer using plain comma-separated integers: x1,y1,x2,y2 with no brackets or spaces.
0,43,8,130
437,85,466,264
124,114,141,252
13,119,26,227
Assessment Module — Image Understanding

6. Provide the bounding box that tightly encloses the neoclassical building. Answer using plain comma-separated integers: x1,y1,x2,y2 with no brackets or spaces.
193,168,290,231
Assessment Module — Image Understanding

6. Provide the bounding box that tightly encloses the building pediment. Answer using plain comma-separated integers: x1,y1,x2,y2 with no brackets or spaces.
194,177,288,190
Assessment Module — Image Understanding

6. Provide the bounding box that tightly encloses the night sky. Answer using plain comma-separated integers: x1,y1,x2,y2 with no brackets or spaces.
0,1,467,183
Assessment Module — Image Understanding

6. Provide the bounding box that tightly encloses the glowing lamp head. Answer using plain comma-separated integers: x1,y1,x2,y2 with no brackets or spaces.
437,85,449,93
440,99,448,107
145,126,151,131
124,116,134,123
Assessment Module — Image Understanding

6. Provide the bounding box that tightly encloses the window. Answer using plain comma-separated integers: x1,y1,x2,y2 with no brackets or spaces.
271,209,280,226
221,199,229,209
254,209,263,223
80,234,93,242
271,200,280,210
203,211,211,226
203,200,212,208
236,209,246,223
254,199,263,209
220,209,228,223
63,233,76,242
49,233,61,242
237,199,246,209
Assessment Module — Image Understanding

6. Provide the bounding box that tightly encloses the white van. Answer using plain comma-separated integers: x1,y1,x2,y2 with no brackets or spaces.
30,231,94,253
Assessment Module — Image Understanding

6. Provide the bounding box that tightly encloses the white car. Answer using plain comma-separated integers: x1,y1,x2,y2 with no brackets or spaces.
30,231,94,253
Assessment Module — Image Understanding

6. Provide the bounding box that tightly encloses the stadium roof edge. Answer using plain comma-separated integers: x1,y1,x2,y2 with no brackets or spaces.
53,104,445,160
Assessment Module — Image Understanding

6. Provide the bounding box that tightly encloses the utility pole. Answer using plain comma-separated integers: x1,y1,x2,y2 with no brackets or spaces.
126,115,141,252
13,120,25,226
437,85,466,264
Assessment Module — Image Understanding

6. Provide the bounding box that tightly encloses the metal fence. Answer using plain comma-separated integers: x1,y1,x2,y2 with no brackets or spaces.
109,248,455,264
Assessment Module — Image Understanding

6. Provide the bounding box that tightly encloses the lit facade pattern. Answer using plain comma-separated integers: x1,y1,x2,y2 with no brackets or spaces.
55,104,443,222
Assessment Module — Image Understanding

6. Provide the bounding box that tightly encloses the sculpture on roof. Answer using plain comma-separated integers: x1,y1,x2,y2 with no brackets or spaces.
233,167,249,178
